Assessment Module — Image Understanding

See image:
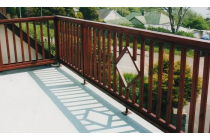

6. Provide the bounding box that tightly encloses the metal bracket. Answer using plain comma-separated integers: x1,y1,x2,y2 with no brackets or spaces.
81,79,87,85
122,107,132,115
51,62,61,67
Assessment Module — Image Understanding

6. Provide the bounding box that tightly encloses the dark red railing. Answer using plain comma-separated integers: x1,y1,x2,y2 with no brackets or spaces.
0,16,57,71
1,16,210,133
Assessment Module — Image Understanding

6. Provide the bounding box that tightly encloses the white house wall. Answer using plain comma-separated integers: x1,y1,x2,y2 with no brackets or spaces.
104,11,122,22
0,25,42,64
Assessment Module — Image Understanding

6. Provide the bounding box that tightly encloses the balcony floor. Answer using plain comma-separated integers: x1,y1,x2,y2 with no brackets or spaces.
0,65,162,133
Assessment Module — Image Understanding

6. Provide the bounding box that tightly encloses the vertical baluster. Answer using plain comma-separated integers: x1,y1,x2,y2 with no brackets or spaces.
93,28,97,79
98,29,102,83
59,21,62,60
77,24,80,70
103,30,106,86
26,22,32,62
132,37,137,104
4,25,11,64
148,41,154,113
63,21,66,61
40,21,45,59
0,34,3,67
156,43,164,118
139,38,145,108
74,24,77,67
12,24,18,63
166,45,175,124
89,27,93,77
113,32,117,92
108,31,111,89
125,35,130,99
65,22,68,62
19,23,25,62
69,22,72,64
176,48,187,132
119,34,123,96
188,50,200,133
72,23,74,66
33,22,38,61
82,25,87,75
86,27,89,75
66,21,69,63
198,53,210,133
47,20,51,59
54,19,59,61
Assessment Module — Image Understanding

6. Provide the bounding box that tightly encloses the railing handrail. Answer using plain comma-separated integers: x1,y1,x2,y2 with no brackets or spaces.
0,16,56,24
1,15,209,52
56,15,210,52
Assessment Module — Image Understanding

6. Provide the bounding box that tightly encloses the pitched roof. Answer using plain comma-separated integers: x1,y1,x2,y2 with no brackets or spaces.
98,9,112,20
125,12,142,21
134,16,146,24
144,12,170,25
105,17,133,25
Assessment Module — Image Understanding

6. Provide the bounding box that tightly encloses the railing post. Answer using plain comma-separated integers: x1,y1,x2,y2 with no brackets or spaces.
0,33,2,72
54,17,60,66
81,23,87,85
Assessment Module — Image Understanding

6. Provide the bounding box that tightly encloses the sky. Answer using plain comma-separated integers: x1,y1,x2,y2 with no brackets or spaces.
191,7,209,18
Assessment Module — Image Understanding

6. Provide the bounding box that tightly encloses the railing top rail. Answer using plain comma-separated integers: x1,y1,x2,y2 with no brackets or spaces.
0,16,56,24
56,15,210,52
0,15,209,52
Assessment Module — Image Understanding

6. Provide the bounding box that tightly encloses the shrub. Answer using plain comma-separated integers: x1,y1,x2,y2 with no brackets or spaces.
144,55,202,110
175,31,195,38
134,24,146,29
147,26,171,34
115,55,202,118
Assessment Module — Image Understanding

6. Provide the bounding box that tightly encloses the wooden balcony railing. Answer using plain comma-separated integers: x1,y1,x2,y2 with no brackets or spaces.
0,15,210,133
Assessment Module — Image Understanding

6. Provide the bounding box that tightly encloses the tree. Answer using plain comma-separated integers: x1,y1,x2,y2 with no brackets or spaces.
76,12,83,19
16,7,29,18
164,7,190,34
80,7,99,21
65,7,75,17
6,7,17,18
27,7,75,17
184,16,209,30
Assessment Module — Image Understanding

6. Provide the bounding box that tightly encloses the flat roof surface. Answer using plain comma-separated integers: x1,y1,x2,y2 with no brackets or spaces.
0,65,162,133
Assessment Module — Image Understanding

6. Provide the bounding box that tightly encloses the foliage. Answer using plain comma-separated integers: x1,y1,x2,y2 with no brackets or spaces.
183,16,209,30
75,12,84,19
175,31,195,38
16,7,29,18
164,7,190,34
147,26,195,38
134,24,146,29
119,23,134,27
6,7,17,18
151,55,202,107
80,7,98,21
27,7,75,17
147,26,171,33
115,55,202,118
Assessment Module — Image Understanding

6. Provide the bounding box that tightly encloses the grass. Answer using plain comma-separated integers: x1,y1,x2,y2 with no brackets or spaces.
19,22,55,38
17,22,56,56
122,41,194,58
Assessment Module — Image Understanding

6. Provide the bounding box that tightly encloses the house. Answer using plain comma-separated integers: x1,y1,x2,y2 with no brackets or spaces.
73,8,79,15
98,8,132,25
130,16,146,26
125,12,143,21
126,11,170,26
144,12,170,25
106,17,133,26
